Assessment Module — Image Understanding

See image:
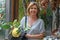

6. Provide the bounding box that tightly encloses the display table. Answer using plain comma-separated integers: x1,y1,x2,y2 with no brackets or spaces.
43,36,60,40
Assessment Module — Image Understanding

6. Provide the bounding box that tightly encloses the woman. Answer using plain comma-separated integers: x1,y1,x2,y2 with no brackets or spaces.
20,2,45,40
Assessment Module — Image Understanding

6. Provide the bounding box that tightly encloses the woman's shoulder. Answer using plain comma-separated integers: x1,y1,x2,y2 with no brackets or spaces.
20,16,25,22
37,18,44,24
21,16,28,20
38,18,44,22
22,16,25,19
20,16,28,23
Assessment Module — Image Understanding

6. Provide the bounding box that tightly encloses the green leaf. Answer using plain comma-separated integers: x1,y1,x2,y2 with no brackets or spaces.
8,22,13,26
13,19,17,26
1,23,10,29
12,19,20,28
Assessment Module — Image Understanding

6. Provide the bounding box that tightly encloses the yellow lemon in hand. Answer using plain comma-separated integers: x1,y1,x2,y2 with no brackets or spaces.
12,28,20,37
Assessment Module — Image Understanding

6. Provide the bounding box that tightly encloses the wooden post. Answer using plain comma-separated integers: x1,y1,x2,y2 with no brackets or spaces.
11,0,19,21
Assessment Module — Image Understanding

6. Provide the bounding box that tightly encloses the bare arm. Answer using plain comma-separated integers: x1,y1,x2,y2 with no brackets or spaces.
25,32,45,39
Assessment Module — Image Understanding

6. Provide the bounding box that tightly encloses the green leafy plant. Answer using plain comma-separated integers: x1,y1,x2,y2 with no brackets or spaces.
0,19,21,37
1,23,10,29
40,6,53,28
0,19,20,29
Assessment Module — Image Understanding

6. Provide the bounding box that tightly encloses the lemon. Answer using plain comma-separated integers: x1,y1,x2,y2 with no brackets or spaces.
12,28,20,37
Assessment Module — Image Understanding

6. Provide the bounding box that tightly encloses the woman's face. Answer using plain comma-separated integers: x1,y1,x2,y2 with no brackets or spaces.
29,5,38,17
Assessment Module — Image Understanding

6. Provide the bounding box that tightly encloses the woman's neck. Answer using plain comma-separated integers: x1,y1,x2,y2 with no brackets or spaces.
28,16,38,21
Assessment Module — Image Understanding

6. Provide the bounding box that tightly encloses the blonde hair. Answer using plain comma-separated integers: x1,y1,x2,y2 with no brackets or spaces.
27,2,40,18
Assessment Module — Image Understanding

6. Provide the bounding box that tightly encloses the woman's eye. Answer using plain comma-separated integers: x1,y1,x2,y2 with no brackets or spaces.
30,8,37,9
34,8,37,9
30,8,33,9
